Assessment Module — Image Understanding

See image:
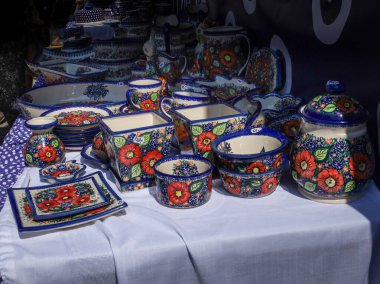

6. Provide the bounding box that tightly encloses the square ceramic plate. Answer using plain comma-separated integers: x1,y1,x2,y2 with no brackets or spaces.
8,171,127,233
25,176,109,220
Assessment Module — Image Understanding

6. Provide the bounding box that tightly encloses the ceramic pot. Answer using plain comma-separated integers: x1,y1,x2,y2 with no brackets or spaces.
218,156,287,198
169,103,247,160
126,78,165,111
98,111,175,191
154,155,213,208
212,127,288,173
24,117,65,168
290,81,375,203
199,26,251,79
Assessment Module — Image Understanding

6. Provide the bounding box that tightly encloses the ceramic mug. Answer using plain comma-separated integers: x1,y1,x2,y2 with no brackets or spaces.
160,90,212,117
126,78,164,111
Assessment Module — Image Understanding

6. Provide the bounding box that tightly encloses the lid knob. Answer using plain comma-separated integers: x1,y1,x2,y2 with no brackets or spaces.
325,80,345,94
84,2,93,10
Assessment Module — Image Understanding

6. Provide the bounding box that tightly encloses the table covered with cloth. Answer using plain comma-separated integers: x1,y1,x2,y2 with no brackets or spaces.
0,118,380,284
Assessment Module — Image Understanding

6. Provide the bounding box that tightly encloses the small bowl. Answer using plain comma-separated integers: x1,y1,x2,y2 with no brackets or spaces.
218,157,287,198
154,155,213,209
39,160,86,183
212,127,288,173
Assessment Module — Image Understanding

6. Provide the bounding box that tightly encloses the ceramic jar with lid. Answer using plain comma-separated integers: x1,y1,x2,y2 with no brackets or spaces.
290,81,375,203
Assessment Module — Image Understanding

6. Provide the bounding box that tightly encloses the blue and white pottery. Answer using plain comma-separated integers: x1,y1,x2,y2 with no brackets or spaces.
126,78,165,111
160,90,212,118
231,96,264,128
38,62,108,84
154,155,213,208
92,39,143,61
218,157,287,198
290,81,375,203
168,79,211,96
195,74,260,102
98,111,175,191
16,82,129,119
212,127,288,173
24,117,65,168
81,144,110,170
74,4,105,24
89,59,134,82
39,160,86,184
38,47,95,62
130,59,147,79
92,132,108,162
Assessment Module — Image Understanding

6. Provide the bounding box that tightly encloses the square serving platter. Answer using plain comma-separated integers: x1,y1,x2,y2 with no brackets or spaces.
25,176,109,220
8,171,127,233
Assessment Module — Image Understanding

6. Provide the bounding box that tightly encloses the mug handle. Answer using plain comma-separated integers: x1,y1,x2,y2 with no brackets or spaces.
126,88,140,109
237,33,251,76
159,97,174,119
179,55,187,74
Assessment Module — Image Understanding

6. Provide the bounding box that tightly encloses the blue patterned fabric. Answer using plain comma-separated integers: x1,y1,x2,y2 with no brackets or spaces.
0,117,30,211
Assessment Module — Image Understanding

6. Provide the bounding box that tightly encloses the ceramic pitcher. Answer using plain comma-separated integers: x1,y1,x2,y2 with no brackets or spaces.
198,26,251,80
290,81,375,203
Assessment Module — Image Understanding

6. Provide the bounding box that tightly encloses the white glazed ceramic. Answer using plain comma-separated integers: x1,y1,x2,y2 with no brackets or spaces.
17,82,129,119
126,78,164,110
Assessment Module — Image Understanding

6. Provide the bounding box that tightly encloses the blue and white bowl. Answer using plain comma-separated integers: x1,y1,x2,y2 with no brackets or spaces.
39,160,86,183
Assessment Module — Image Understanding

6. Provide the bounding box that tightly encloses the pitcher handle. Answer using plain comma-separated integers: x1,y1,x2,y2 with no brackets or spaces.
179,55,187,74
126,88,140,110
159,97,174,119
237,33,251,76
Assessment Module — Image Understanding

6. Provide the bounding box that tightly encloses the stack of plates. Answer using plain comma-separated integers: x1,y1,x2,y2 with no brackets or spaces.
41,106,113,151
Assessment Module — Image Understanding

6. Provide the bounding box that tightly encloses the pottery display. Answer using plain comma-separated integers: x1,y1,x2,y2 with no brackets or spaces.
218,157,287,198
24,117,65,168
92,39,143,61
98,111,175,191
195,75,260,102
39,160,86,183
16,82,129,119
212,127,288,173
37,62,108,84
74,3,105,25
230,96,265,129
169,103,247,159
290,81,375,203
154,155,213,208
126,78,165,111
198,26,251,79
245,47,283,93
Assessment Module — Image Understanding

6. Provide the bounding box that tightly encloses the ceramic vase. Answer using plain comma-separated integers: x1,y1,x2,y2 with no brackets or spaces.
24,117,65,167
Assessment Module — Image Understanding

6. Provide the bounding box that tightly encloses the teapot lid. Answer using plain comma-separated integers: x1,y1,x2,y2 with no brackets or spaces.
301,80,368,125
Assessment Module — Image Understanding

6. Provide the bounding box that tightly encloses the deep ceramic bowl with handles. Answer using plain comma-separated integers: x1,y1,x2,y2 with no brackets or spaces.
212,127,288,173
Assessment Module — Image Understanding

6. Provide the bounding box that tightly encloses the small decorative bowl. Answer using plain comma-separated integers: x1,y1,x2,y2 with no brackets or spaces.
212,128,288,173
218,157,287,198
154,155,213,209
39,160,86,183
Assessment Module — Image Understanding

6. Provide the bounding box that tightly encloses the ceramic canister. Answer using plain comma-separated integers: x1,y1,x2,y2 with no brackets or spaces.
290,81,375,203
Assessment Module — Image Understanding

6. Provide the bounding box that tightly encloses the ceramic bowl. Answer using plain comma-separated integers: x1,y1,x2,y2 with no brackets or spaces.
92,39,143,61
212,127,288,173
39,160,86,183
218,157,287,198
154,155,213,209
195,75,260,102
37,47,95,63
16,82,129,119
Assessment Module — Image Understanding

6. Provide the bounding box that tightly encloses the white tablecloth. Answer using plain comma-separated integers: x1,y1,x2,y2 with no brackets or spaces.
1,152,380,284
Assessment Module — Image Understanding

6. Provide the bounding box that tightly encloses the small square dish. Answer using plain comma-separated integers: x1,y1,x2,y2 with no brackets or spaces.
8,171,127,233
25,176,109,220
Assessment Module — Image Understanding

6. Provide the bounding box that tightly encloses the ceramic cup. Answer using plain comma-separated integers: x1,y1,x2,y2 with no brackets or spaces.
169,103,247,160
154,154,213,208
160,91,212,117
126,78,165,111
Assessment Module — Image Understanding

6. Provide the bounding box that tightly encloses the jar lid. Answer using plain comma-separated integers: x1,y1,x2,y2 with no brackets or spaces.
301,81,368,125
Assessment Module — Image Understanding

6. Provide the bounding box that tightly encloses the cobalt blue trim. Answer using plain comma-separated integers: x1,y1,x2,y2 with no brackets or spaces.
98,111,173,135
212,127,288,160
231,96,262,127
128,78,162,88
172,91,210,101
7,171,127,232
25,117,58,130
154,154,213,180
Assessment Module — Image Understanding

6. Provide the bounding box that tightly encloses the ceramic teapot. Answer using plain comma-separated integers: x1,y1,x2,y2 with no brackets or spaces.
290,81,375,203
196,26,251,80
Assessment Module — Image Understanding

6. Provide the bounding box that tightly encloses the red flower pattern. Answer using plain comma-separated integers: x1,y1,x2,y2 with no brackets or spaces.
167,182,191,205
294,150,316,179
203,50,212,67
72,195,91,206
140,99,155,110
224,177,241,195
209,68,224,80
273,155,282,169
247,162,265,174
141,149,163,175
37,199,59,211
283,120,300,138
55,185,76,196
56,193,76,203
51,170,71,177
39,146,57,163
118,144,142,166
219,48,237,68
337,98,356,113
349,152,371,180
317,169,344,193
59,112,98,126
208,176,213,192
261,177,279,194
197,132,216,152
